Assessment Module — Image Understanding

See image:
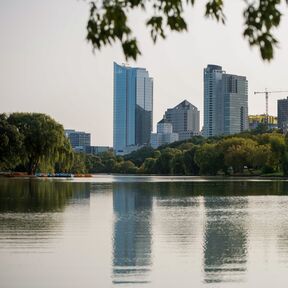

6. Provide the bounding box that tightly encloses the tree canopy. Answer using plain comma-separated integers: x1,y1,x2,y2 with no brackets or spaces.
82,130,288,176
86,0,287,61
0,113,74,175
0,114,22,170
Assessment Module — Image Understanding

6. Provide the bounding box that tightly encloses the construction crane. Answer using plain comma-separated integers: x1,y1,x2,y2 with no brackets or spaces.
254,89,288,124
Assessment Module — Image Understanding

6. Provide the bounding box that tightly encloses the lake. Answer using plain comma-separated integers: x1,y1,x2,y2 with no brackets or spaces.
1,175,288,287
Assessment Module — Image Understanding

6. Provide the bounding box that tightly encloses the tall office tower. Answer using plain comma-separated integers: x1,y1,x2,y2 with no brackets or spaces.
113,62,153,154
278,97,288,130
203,65,248,137
164,100,200,140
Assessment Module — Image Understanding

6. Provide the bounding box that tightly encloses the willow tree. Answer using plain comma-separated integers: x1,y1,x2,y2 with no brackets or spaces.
86,0,286,61
7,113,71,175
54,137,75,173
0,114,23,170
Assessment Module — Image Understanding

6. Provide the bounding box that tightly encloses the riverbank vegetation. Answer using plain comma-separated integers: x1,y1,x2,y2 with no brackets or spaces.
83,131,288,177
1,113,288,176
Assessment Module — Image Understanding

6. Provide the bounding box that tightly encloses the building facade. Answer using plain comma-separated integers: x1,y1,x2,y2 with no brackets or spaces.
278,97,288,131
249,114,278,130
150,119,179,148
65,129,91,152
164,100,200,140
85,146,110,155
203,65,248,137
113,62,153,155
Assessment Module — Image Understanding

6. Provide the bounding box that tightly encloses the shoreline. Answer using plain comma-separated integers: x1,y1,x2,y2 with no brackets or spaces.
0,173,287,181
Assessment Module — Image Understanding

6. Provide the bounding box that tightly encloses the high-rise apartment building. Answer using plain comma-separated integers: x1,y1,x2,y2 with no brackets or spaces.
113,62,153,154
203,65,248,137
278,97,288,130
164,100,200,140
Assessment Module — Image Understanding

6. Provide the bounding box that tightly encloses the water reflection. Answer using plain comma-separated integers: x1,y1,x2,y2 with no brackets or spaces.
139,181,288,197
112,183,153,285
2,177,288,287
276,198,288,264
203,197,248,284
0,178,91,253
0,178,90,212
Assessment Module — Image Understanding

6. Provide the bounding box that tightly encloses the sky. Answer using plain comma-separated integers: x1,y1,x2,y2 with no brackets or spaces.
1,0,288,146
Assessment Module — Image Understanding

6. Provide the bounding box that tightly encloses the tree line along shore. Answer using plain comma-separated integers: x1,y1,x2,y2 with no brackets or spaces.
1,112,288,177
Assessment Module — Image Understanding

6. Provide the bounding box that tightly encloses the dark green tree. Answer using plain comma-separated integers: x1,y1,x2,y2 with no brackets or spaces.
282,152,288,176
171,151,186,175
218,137,255,173
257,133,285,171
140,157,157,174
54,137,75,173
282,133,288,176
154,148,179,174
194,143,222,175
7,113,69,175
124,146,154,166
105,158,117,172
0,114,23,170
224,143,253,173
250,144,272,171
84,154,104,173
117,160,138,173
70,152,87,174
183,146,200,175
86,0,286,61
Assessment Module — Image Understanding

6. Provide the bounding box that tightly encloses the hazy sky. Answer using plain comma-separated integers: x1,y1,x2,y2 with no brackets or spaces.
1,0,288,146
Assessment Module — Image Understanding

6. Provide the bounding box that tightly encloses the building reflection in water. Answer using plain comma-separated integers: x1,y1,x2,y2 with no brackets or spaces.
203,195,248,284
112,182,153,285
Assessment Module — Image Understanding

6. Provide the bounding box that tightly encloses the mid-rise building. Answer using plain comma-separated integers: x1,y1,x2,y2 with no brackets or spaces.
164,100,200,141
203,65,248,137
248,114,278,130
85,146,110,155
150,119,179,148
65,129,91,152
278,97,288,131
113,62,153,155
64,129,76,136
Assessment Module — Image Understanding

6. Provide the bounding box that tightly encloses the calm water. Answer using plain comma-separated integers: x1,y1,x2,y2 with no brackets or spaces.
1,176,288,287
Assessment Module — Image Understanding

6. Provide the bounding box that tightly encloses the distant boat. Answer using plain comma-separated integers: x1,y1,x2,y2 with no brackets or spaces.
54,173,74,178
35,173,74,178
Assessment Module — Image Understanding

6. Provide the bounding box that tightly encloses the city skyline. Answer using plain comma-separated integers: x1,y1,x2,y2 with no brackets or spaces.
1,1,288,146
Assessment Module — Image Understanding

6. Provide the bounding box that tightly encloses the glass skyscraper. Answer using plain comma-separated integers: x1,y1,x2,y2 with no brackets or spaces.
203,65,248,137
113,62,153,154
